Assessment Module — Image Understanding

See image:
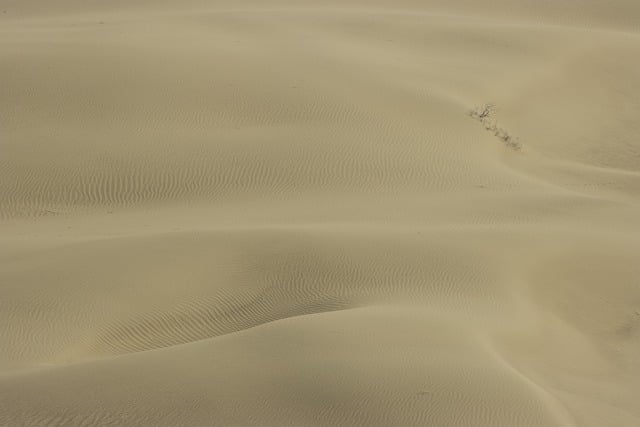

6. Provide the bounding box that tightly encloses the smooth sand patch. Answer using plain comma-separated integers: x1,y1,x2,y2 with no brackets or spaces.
1,1,639,425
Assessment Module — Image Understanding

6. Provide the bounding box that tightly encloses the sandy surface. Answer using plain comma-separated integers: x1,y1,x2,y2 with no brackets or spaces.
2,1,640,426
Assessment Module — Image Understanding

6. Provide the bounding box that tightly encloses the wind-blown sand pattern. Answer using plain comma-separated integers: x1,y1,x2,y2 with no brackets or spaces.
1,1,640,426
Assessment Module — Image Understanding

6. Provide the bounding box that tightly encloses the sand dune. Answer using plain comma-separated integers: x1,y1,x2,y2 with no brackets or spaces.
1,1,640,426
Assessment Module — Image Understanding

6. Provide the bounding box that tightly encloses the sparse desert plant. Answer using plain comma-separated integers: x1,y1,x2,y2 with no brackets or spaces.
469,103,495,121
469,103,521,151
483,120,496,131
495,127,521,151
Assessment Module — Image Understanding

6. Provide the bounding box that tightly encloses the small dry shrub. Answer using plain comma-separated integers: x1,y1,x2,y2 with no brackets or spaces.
469,103,521,151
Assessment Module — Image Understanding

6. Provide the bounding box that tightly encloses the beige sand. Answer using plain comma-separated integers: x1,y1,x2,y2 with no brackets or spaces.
1,1,640,426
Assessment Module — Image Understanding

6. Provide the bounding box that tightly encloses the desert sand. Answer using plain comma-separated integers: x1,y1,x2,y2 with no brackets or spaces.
1,1,640,426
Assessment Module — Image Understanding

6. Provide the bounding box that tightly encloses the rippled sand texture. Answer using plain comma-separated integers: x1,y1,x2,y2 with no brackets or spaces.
2,1,640,426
